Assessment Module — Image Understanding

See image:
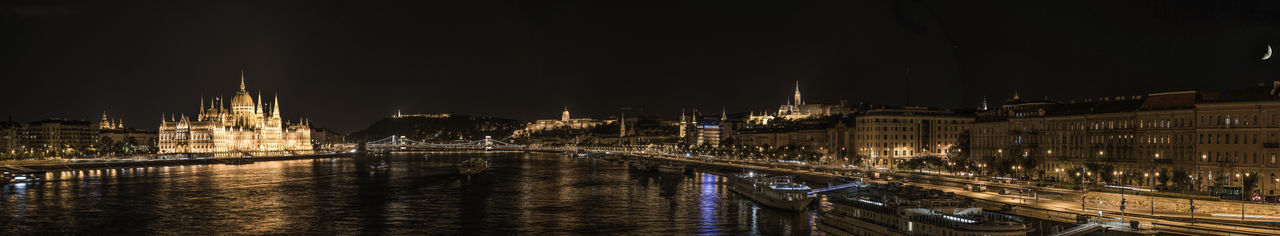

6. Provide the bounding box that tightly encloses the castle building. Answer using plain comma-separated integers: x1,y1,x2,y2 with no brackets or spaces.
512,108,608,137
157,72,312,155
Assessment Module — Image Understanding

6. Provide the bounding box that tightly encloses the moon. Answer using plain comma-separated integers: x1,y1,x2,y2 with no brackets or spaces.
1264,45,1272,60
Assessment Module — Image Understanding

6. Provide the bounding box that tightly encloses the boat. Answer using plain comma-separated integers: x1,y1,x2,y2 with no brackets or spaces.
459,158,490,175
654,163,686,175
369,160,389,171
817,183,1030,236
726,172,814,211
2,171,42,185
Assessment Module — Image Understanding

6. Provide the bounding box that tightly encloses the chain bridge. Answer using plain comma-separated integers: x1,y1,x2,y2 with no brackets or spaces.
365,135,525,152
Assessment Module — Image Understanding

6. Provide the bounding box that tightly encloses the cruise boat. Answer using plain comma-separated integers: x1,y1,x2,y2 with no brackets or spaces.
2,171,42,185
459,158,490,175
654,163,685,175
818,183,1031,236
726,172,814,211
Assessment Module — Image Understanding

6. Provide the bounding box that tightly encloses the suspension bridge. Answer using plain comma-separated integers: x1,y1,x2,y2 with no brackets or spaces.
365,135,525,152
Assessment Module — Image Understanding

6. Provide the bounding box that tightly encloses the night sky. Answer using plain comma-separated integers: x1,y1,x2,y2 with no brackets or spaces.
3,0,1279,132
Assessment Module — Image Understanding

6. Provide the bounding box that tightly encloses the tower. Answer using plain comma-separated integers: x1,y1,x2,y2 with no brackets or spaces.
99,111,112,129
679,109,687,138
793,81,803,106
230,70,256,123
561,107,570,121
619,112,626,138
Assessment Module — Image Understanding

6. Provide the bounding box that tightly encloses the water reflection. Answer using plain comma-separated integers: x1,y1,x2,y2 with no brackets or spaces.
0,153,814,234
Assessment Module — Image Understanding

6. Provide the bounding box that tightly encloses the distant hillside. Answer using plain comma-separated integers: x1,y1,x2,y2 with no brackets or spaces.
348,115,523,142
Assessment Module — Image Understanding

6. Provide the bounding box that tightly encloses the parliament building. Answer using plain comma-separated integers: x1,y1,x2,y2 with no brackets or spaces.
158,73,312,155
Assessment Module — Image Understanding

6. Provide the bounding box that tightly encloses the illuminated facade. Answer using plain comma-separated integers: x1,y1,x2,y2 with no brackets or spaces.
854,107,972,168
158,73,312,155
512,108,608,137
769,81,851,122
974,83,1280,195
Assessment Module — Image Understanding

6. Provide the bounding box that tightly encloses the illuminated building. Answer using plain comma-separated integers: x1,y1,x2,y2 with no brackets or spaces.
98,112,158,152
157,72,312,155
854,107,972,168
974,82,1280,195
393,110,451,118
771,81,851,121
20,118,99,154
512,107,608,137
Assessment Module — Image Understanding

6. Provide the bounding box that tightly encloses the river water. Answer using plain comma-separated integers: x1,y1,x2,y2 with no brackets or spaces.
0,153,818,235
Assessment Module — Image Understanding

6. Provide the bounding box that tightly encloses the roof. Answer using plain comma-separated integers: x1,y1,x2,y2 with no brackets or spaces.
1043,99,1144,116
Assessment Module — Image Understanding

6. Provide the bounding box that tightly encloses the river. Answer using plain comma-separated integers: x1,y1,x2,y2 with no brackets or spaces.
0,152,818,235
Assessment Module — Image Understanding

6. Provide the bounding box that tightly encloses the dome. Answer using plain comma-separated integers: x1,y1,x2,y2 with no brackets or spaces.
230,72,254,108
231,90,254,108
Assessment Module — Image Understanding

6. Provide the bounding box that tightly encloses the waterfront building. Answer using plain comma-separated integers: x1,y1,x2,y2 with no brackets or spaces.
157,73,312,155
696,121,723,147
737,125,831,151
512,108,608,137
853,107,973,168
22,118,99,154
310,127,350,151
973,82,1280,196
0,120,23,154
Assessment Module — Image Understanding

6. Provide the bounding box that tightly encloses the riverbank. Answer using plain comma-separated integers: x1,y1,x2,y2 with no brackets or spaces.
2,152,358,172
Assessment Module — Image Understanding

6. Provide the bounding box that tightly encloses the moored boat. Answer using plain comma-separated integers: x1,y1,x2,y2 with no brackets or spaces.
726,172,813,211
654,163,685,175
817,183,1030,236
2,171,42,185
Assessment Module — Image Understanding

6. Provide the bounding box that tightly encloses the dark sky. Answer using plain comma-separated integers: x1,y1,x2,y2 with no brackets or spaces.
3,0,1279,132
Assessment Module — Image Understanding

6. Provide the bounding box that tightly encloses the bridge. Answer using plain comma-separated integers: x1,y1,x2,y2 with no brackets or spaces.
365,135,525,152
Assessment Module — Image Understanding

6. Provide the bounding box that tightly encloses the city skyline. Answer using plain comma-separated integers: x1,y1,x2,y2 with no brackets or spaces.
4,1,1280,132
9,1,1280,235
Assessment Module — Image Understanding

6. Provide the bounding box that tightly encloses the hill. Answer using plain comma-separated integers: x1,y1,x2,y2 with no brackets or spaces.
348,115,523,142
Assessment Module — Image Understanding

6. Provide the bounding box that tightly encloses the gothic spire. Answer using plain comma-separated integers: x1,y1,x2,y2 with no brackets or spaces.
793,80,802,106
239,69,246,91
256,91,263,113
272,94,280,118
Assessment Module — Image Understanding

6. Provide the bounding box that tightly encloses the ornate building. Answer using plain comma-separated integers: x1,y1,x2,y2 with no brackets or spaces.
158,73,312,155
512,108,608,137
766,81,852,122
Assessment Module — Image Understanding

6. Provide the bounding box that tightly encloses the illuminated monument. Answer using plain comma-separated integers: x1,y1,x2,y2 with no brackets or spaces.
157,72,312,155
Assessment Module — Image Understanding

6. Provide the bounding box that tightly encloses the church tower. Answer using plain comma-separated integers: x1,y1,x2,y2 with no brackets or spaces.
678,109,687,138
619,112,626,138
561,107,571,121
793,81,803,106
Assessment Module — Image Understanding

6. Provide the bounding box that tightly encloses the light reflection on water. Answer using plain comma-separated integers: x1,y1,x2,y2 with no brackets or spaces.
0,153,815,234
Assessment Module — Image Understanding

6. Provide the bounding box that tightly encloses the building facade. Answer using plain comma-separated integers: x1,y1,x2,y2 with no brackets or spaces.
512,108,608,137
973,83,1280,196
22,118,99,155
853,107,972,168
158,74,312,155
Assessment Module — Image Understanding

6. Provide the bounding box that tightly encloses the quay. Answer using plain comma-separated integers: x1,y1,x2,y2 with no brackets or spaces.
1,152,357,172
531,147,1280,235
